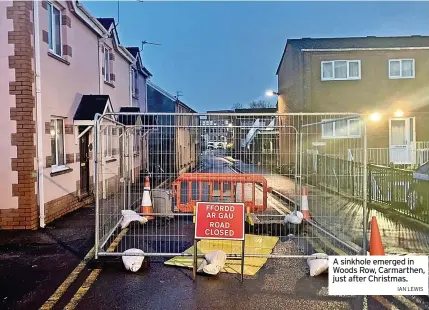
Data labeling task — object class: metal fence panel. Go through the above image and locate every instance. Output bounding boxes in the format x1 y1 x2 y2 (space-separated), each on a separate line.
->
93 112 429 260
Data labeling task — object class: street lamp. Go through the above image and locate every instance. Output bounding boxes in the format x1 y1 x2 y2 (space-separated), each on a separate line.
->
265 90 279 97
394 109 404 117
369 112 382 122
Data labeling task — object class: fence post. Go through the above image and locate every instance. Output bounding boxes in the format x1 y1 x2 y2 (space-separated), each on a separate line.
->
351 161 355 197
94 113 100 259
362 117 368 255
368 164 372 204
336 158 340 194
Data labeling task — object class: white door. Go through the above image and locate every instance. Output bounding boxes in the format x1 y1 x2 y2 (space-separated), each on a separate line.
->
389 118 415 164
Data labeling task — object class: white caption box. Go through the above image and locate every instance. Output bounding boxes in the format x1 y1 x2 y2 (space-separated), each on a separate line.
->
329 256 428 296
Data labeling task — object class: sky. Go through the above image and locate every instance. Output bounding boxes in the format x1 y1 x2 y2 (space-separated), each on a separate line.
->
83 1 429 112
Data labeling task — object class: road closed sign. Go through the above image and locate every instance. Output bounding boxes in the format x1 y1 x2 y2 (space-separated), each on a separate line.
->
195 202 245 240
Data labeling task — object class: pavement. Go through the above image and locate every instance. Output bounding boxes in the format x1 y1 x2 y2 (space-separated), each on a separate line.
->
0 206 94 310
229 158 429 255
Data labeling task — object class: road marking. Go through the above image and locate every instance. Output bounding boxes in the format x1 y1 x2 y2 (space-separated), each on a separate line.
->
63 228 129 310
372 296 400 309
393 296 422 310
39 248 95 310
311 229 347 256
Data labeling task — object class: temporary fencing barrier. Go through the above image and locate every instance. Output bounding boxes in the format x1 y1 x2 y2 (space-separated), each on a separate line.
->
92 111 429 262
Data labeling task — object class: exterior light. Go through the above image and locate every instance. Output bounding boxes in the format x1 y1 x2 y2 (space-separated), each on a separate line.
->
369 112 382 122
394 109 404 117
265 90 279 96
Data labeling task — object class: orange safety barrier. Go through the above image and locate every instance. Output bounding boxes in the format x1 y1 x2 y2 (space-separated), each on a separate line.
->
171 173 271 213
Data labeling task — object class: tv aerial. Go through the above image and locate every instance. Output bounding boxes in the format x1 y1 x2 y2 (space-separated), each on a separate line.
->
175 91 183 100
141 40 161 52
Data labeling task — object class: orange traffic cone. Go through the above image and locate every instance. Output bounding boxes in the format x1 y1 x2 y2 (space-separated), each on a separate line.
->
369 216 384 255
301 187 311 221
140 176 154 220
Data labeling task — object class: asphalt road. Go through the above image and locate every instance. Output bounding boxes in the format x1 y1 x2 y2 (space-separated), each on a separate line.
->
1 150 428 310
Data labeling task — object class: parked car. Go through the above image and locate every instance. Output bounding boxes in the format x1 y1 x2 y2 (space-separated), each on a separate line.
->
214 142 227 149
207 142 217 150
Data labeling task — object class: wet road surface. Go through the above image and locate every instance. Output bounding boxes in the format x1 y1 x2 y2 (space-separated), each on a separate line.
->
2 151 428 309
0 206 95 310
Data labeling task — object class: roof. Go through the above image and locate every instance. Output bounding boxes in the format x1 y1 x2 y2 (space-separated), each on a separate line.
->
177 100 197 114
276 35 429 74
118 107 140 125
126 47 140 58
74 95 113 121
96 18 115 32
234 108 277 113
126 46 153 77
118 107 157 126
147 81 197 113
206 109 234 113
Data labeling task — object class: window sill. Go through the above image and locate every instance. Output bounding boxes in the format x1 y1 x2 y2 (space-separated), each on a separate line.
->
104 81 115 88
389 76 415 80
321 77 361 81
105 157 117 163
322 136 361 139
48 51 70 66
51 166 73 177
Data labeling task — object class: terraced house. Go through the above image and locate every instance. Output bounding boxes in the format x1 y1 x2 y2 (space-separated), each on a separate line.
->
0 1 151 229
276 36 429 166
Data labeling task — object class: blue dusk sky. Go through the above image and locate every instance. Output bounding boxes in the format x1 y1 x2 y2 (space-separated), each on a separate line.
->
83 1 429 112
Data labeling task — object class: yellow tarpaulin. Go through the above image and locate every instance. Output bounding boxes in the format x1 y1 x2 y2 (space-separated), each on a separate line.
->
164 234 279 276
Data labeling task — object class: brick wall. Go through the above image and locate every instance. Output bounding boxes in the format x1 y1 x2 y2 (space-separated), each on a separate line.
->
0 1 38 230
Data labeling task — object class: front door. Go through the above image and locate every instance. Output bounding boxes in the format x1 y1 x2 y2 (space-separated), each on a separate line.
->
389 118 415 164
79 129 90 196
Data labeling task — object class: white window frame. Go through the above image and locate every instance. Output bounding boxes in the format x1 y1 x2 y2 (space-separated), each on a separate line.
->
321 118 361 139
104 126 113 158
104 45 111 83
321 60 361 81
50 117 67 172
47 2 63 57
388 59 415 79
131 68 138 97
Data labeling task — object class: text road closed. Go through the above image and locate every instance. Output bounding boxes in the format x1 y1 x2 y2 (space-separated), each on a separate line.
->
195 202 245 240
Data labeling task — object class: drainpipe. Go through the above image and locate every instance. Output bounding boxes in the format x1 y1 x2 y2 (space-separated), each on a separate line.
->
129 66 133 107
98 38 104 95
34 1 45 228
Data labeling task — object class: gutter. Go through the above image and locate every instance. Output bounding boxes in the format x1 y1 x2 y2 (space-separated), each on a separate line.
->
34 1 45 228
73 2 135 63
75 1 108 37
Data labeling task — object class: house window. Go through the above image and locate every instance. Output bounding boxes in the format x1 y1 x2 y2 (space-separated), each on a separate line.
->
321 60 361 81
389 59 415 79
104 126 113 158
322 118 361 139
131 68 138 97
47 2 62 56
104 46 111 82
50 118 66 171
